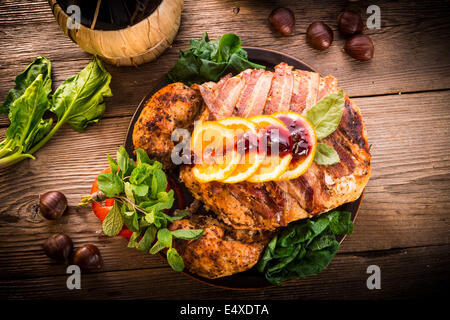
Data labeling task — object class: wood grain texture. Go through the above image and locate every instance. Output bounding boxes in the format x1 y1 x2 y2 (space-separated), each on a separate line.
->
0 0 449 299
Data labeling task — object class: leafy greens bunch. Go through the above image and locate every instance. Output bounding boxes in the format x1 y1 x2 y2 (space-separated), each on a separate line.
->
0 56 112 168
305 90 346 165
257 210 353 286
81 147 203 272
167 32 266 85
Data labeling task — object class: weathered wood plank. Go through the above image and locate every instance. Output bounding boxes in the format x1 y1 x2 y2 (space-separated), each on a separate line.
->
0 90 449 282
1 244 447 299
1 0 450 128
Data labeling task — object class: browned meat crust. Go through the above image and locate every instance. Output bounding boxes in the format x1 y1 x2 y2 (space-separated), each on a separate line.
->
169 215 271 279
132 82 203 168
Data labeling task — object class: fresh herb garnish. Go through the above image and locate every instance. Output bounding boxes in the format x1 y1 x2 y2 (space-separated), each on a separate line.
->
0 56 112 168
314 143 341 165
306 90 345 165
257 210 353 286
79 146 203 272
167 32 266 85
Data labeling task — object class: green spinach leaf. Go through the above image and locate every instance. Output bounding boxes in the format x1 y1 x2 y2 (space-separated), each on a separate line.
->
1 57 52 114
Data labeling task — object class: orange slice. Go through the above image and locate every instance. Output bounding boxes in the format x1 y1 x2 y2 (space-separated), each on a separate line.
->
247 115 292 183
218 117 264 183
273 111 317 180
191 121 240 183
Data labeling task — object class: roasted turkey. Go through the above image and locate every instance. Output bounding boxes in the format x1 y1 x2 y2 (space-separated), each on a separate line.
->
133 63 371 278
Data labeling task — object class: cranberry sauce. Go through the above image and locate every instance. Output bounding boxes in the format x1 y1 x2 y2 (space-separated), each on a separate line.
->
236 131 259 155
260 125 292 157
276 115 312 161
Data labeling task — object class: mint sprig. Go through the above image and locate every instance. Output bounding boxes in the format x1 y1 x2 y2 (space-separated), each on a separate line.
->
85 146 203 272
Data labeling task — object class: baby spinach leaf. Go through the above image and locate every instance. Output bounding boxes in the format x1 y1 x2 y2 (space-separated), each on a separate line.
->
0 56 112 168
305 90 345 140
314 143 340 165
258 210 353 286
97 172 124 197
167 32 265 85
171 229 204 240
102 201 124 236
1 57 52 114
167 248 184 272
51 57 112 133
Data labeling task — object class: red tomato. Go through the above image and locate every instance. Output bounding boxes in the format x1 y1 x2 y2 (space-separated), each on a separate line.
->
90 168 133 240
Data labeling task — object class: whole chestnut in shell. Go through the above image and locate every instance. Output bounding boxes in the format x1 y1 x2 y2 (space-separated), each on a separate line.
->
43 233 73 263
344 34 374 61
268 7 295 36
72 244 103 272
306 21 334 50
39 191 67 220
338 10 364 35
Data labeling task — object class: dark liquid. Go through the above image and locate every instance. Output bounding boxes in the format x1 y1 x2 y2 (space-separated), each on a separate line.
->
57 0 162 30
276 115 312 162
260 125 292 157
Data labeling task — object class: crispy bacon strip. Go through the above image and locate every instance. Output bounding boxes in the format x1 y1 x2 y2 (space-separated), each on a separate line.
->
263 63 294 115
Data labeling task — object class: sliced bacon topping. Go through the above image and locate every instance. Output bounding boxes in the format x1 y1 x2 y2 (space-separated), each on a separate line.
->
317 75 338 102
235 70 274 118
289 70 320 114
263 63 294 114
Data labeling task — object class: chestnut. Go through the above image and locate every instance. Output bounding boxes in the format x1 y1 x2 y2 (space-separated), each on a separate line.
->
344 35 374 61
338 10 364 35
72 244 103 272
268 7 295 36
39 191 67 220
43 233 73 263
306 22 333 50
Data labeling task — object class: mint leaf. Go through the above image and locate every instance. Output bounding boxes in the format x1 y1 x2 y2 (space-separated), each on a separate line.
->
131 184 149 197
124 182 135 203
117 146 131 178
150 228 172 254
130 163 154 185
171 229 204 240
135 148 152 165
152 169 168 197
107 154 118 174
123 210 139 233
305 90 345 140
167 248 184 272
314 143 340 165
102 201 123 236
137 225 157 252
97 172 124 197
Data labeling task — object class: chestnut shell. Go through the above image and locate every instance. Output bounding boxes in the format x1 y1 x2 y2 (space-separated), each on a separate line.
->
39 191 67 220
306 21 334 50
344 34 374 61
72 244 103 272
338 10 365 35
268 7 295 36
43 233 73 263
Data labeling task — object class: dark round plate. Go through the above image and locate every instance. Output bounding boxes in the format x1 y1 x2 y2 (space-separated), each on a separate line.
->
124 47 364 289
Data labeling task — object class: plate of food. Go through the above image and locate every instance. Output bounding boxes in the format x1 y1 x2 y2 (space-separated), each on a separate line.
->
85 33 371 289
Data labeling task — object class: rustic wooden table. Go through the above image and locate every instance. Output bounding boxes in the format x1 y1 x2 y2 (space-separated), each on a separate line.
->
0 0 449 300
